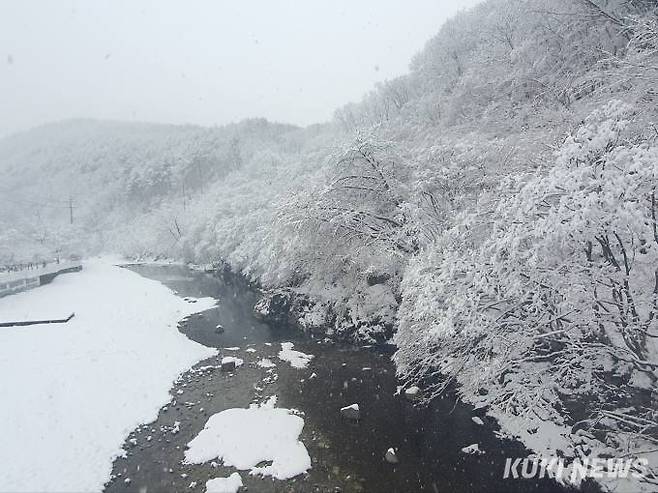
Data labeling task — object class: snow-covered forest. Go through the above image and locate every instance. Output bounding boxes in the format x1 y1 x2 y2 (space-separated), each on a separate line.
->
2 0 657 489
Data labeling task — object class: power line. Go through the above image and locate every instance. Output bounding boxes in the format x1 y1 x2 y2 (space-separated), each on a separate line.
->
0 198 70 209
0 194 77 225
0 195 74 209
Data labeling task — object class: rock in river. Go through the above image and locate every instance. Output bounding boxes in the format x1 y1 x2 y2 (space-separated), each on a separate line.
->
220 356 243 372
404 386 422 401
340 403 360 421
385 447 399 464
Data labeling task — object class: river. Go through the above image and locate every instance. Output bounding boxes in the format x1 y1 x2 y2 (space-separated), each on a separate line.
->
104 264 574 493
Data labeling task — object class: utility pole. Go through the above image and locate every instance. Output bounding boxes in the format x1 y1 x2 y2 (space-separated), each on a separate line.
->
68 196 74 225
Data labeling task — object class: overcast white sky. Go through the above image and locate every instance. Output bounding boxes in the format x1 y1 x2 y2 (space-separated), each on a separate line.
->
0 0 481 136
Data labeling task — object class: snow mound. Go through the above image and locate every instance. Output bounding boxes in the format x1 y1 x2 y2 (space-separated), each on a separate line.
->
277 342 314 369
205 472 243 493
184 398 311 480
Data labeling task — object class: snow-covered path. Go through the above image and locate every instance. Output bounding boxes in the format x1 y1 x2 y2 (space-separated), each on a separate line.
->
0 258 217 492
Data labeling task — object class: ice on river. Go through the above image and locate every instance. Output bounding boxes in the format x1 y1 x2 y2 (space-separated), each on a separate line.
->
0 257 217 492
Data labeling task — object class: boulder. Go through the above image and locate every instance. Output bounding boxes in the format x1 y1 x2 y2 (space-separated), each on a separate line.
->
220 356 243 372
404 386 422 401
385 448 399 464
461 443 484 455
254 289 327 336
366 270 391 286
254 289 295 325
340 403 360 420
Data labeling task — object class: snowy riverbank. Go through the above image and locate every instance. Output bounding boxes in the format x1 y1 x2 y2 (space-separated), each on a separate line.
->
0 258 217 492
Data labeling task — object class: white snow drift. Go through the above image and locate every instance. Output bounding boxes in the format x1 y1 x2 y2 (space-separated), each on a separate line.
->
0 258 217 492
184 397 311 480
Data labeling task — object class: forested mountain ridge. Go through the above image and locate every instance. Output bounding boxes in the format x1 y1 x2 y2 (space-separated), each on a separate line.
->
2 1 658 489
0 118 305 259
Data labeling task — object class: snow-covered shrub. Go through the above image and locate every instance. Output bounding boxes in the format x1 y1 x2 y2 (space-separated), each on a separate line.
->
395 100 658 473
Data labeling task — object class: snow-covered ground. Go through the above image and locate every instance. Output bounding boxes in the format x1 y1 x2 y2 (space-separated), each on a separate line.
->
0 258 217 492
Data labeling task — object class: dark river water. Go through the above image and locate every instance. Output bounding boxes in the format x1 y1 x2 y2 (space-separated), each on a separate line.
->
104 264 574 493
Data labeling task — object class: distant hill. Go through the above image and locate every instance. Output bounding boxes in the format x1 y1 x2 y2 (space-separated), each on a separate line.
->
0 118 304 261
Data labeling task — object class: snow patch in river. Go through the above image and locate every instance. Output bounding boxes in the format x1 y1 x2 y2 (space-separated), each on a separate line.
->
277 342 314 369
184 396 311 480
257 358 276 368
204 472 243 493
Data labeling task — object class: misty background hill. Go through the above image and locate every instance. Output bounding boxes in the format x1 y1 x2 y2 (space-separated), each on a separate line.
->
0 117 306 257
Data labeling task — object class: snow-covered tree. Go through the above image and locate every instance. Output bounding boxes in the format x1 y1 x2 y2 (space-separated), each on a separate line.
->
395 101 658 481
